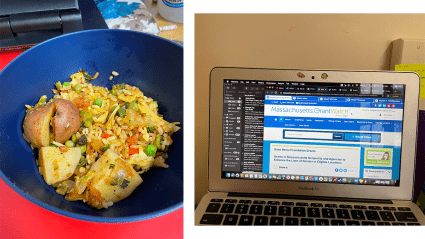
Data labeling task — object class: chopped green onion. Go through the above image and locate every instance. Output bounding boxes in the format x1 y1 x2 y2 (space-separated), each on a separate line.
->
109 105 118 113
79 69 92 81
101 144 110 152
55 81 61 90
147 126 154 133
122 89 132 95
156 134 162 148
145 145 157 156
110 86 118 95
65 140 74 147
63 82 71 87
35 95 47 107
50 144 58 147
83 72 92 81
117 107 126 118
94 99 102 107
109 163 115 169
79 156 86 166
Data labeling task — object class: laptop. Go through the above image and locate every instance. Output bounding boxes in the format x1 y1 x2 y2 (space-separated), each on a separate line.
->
195 67 425 226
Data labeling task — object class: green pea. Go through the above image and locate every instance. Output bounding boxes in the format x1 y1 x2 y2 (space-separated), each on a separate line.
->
145 145 157 156
78 144 87 154
65 140 74 147
117 107 126 118
128 102 139 111
84 112 92 122
79 109 86 117
94 99 102 107
63 82 71 87
84 121 92 128
71 134 77 143
74 84 82 93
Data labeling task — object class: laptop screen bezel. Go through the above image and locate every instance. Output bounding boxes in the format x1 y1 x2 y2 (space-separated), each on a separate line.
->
208 67 419 201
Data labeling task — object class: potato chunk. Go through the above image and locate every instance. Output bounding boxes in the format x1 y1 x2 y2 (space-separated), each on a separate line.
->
52 99 81 143
83 149 142 209
22 102 55 148
39 147 81 185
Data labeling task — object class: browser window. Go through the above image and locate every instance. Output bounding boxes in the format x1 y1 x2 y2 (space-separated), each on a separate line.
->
221 79 405 186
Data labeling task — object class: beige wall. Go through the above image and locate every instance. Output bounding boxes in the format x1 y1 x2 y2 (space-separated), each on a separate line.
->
194 14 425 205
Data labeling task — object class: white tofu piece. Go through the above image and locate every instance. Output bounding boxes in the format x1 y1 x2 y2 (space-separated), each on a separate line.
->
39 147 81 185
83 149 142 209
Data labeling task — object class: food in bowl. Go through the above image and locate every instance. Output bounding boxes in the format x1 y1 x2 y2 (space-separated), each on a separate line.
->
22 70 180 209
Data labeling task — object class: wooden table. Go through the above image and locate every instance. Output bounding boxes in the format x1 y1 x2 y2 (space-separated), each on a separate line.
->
150 2 183 43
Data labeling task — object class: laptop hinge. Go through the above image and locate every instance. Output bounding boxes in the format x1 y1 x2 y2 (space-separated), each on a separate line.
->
0 9 83 48
227 192 394 204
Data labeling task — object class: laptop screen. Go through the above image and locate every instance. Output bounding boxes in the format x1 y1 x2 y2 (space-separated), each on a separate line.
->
221 78 405 186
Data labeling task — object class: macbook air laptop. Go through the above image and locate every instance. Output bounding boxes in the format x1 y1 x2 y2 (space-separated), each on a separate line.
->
195 67 425 226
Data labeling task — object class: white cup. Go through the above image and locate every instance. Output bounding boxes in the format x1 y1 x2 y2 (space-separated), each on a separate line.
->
158 0 183 23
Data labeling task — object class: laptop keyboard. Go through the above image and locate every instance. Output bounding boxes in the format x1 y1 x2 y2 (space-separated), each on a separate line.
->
200 198 421 226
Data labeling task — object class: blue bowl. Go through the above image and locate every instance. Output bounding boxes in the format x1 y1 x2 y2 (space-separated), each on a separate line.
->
0 29 183 222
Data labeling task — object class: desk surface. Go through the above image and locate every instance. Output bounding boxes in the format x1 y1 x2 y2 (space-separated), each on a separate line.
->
151 2 184 42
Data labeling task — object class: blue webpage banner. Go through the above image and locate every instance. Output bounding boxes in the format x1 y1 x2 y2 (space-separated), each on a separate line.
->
264 116 403 132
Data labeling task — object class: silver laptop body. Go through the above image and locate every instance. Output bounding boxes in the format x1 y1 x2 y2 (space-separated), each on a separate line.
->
195 67 425 226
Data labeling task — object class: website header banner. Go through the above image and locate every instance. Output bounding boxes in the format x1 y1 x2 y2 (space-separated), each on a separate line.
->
264 105 403 121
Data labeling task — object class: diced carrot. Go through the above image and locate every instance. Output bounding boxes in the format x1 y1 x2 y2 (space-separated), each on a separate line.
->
101 132 112 138
73 96 91 108
129 147 139 155
126 135 138 145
